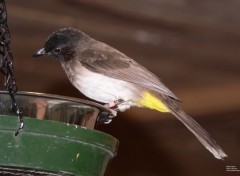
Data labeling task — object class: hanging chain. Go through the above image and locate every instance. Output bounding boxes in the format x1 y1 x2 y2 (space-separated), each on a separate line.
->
0 0 23 136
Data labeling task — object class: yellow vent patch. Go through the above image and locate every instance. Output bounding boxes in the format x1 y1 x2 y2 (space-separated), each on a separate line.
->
137 92 170 112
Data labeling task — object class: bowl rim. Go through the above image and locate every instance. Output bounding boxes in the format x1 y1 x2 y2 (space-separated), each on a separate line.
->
0 91 113 114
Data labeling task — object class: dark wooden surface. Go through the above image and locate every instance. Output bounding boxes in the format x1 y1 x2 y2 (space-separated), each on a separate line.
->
4 1 240 175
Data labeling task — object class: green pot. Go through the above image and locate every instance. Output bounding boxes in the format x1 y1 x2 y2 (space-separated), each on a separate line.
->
0 92 118 176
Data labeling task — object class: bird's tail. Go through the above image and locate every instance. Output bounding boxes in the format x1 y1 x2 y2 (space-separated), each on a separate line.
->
138 92 227 160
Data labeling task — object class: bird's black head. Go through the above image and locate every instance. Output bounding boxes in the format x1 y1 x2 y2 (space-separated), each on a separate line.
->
33 27 90 61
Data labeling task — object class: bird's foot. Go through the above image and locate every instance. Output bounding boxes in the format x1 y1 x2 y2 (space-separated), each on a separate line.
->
97 109 117 125
98 100 124 125
98 100 132 125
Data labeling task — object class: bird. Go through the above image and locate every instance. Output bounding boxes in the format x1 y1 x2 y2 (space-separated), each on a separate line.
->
33 27 227 160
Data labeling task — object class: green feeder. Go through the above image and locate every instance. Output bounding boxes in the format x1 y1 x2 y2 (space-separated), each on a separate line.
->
0 91 118 176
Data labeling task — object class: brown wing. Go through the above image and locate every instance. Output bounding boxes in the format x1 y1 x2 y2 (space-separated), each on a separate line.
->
79 47 180 101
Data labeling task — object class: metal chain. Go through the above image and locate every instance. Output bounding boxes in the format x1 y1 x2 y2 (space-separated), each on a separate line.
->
0 0 23 136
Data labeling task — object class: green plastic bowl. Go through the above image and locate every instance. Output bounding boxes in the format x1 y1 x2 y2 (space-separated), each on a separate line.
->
0 91 118 176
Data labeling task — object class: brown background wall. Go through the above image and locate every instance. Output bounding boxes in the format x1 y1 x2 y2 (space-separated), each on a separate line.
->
4 0 240 175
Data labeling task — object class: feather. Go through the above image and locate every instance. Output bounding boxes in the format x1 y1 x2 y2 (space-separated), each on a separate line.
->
160 95 227 160
79 44 180 101
136 91 170 112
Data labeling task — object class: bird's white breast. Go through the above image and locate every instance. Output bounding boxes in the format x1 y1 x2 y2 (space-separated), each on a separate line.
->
61 61 141 103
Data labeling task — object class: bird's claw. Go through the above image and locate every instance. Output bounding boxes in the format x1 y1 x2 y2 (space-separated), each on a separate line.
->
104 119 112 124
97 110 117 125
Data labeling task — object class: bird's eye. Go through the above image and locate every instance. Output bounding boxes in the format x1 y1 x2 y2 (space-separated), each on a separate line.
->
53 48 61 54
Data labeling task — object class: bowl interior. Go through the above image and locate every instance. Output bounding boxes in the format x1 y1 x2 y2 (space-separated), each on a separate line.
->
0 91 110 129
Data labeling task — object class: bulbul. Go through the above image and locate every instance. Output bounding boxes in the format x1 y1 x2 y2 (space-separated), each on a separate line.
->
33 27 227 160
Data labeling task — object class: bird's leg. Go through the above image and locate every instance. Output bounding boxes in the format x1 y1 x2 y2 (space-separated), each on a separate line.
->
105 99 124 109
105 99 132 112
108 101 117 108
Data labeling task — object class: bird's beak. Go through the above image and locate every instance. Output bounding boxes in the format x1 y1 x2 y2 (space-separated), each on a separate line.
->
32 48 47 57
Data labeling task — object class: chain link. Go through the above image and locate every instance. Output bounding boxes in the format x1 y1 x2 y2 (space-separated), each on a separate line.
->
0 0 23 136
